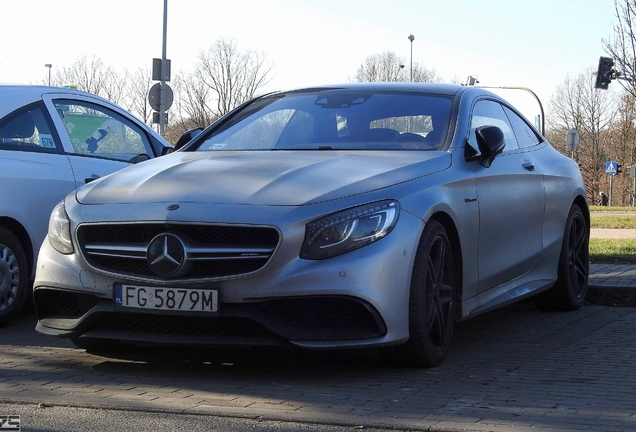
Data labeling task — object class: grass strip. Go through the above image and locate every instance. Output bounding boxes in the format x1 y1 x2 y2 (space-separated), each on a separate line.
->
590 238 636 264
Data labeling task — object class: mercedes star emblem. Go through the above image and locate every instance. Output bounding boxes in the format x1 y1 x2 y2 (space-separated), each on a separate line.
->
147 233 188 278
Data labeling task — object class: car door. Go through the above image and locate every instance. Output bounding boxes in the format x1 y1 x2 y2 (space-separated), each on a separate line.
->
468 99 546 293
0 103 76 262
43 96 160 188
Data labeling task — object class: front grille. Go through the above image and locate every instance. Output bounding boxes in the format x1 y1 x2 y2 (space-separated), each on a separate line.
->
77 223 280 281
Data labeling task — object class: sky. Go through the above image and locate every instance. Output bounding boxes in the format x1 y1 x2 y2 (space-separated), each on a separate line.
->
0 0 620 124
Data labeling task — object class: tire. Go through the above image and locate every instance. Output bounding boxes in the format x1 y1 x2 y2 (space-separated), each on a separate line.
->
383 220 458 367
534 204 589 311
0 227 28 327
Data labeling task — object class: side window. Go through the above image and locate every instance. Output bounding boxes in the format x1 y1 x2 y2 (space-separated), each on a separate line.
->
503 106 541 148
470 100 518 151
53 100 153 162
0 104 61 152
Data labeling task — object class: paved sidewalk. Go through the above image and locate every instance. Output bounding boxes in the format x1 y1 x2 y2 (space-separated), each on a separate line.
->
589 263 636 290
0 263 634 432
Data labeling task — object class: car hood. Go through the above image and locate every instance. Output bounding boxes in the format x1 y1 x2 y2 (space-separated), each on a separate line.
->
76 150 451 206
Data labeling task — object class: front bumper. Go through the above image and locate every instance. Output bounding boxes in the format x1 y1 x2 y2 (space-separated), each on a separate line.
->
34 209 424 349
35 290 387 348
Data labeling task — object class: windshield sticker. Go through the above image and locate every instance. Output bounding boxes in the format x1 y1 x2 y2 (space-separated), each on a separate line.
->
209 143 227 150
39 134 56 148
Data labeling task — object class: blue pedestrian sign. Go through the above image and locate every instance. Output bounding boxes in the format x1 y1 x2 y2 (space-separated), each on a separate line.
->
606 161 618 175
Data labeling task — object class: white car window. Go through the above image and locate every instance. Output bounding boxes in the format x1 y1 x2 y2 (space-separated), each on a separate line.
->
0 104 61 152
53 100 154 162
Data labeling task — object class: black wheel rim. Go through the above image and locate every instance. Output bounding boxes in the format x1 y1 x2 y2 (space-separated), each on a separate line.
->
567 211 589 300
424 234 455 352
0 243 20 312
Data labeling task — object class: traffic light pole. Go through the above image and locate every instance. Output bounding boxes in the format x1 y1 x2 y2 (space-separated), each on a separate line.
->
159 0 168 136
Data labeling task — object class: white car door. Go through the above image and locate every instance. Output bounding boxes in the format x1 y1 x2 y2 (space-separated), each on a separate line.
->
0 103 76 264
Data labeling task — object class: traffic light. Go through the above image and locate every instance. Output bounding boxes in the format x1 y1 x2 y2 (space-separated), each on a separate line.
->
595 57 615 89
617 163 623 174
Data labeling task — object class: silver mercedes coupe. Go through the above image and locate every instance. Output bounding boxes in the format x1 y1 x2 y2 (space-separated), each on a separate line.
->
33 83 589 367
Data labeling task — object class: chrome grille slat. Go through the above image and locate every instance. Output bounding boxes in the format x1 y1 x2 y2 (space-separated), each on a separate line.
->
85 243 147 259
78 223 280 282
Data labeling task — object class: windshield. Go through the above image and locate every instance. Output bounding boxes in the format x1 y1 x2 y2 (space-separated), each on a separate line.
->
195 90 453 151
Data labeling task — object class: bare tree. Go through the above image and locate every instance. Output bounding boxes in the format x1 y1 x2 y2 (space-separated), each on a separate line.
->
602 0 636 95
49 55 127 104
354 51 406 82
547 66 617 199
195 38 272 118
126 67 155 125
169 70 217 135
605 92 636 205
353 51 442 83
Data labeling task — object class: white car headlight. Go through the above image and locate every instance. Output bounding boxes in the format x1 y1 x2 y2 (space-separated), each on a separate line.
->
300 200 399 260
48 201 74 254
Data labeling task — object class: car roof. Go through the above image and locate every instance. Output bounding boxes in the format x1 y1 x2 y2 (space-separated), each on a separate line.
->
0 84 112 108
269 82 495 99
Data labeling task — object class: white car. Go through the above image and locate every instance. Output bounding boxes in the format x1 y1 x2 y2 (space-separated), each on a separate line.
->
0 85 172 325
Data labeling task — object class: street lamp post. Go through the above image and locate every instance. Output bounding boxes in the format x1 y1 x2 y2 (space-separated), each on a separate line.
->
407 34 414 81
44 64 52 86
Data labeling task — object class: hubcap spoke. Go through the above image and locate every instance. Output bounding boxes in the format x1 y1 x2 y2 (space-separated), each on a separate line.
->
0 244 20 309
567 214 588 298
425 236 453 349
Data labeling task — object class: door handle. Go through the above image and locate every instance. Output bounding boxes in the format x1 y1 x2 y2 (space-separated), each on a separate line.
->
521 159 535 171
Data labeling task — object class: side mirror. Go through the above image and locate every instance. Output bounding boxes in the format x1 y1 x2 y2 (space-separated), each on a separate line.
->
174 127 203 150
475 126 505 168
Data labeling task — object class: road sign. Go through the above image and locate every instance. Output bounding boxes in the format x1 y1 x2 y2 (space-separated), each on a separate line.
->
606 161 618 175
566 129 580 151
148 83 173 111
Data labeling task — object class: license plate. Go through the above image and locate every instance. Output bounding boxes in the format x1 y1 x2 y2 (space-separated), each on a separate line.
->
114 284 218 314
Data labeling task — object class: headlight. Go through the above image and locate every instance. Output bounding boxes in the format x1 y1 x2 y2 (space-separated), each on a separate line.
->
300 200 399 260
48 201 74 254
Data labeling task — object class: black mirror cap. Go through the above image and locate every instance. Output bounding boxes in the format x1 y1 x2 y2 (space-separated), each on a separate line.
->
174 127 204 150
475 126 505 168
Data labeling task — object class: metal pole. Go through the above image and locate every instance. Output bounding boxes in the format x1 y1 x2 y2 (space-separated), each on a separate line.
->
408 34 414 82
159 0 168 136
45 64 52 86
